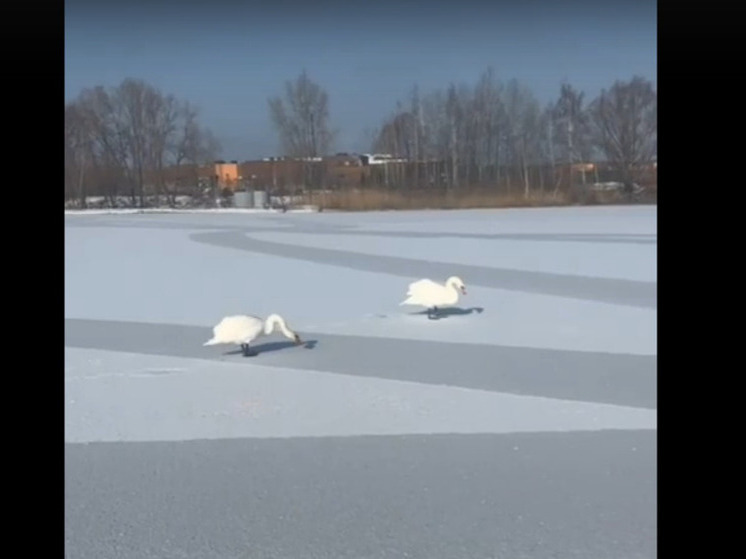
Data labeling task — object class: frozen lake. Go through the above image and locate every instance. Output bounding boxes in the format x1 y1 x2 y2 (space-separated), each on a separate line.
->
65 205 657 558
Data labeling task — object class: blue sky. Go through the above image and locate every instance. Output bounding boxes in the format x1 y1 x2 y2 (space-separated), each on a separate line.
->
65 0 656 160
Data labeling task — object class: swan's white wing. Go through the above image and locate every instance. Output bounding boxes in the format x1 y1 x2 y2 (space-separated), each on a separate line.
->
217 315 262 328
406 278 440 295
401 278 449 306
207 315 264 344
233 315 264 340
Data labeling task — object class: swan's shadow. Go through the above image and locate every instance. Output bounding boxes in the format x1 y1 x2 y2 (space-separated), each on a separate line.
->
223 339 318 356
409 306 485 319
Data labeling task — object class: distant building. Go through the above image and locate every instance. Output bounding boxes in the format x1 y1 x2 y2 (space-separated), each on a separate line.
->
359 153 408 165
213 160 239 189
234 154 367 190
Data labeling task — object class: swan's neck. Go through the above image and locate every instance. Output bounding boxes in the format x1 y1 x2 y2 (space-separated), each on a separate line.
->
264 314 292 337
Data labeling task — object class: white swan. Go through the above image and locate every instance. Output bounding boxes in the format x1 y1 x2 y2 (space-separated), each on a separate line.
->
400 276 467 319
203 313 303 357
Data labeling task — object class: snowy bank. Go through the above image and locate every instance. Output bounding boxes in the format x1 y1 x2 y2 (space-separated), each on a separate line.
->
64 206 319 216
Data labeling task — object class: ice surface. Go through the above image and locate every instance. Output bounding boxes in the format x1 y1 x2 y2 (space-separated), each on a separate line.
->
65 206 657 444
65 348 656 443
65 227 655 354
245 230 656 281
281 205 657 235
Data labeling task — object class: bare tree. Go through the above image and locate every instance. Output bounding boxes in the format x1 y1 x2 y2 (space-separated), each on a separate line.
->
65 102 92 207
410 85 424 186
370 84 429 189
520 100 544 198
477 69 508 187
268 70 335 189
467 68 501 185
168 102 221 203
115 78 178 207
589 76 657 199
552 83 593 166
173 103 220 165
501 79 543 196
74 85 130 205
66 78 221 208
373 106 414 158
445 84 462 188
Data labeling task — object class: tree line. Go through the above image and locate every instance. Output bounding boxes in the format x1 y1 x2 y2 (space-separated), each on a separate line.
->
65 70 656 207
65 78 220 208
270 68 656 199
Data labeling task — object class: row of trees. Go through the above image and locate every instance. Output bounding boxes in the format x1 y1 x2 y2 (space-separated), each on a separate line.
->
65 79 220 207
268 69 657 198
65 70 656 206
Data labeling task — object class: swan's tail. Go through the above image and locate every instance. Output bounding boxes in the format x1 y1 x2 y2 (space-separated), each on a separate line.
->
203 337 219 346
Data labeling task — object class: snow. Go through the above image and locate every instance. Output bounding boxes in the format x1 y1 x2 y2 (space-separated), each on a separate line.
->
65 347 656 443
286 205 657 235
245 231 656 282
64 225 655 354
63 207 318 216
65 206 657 444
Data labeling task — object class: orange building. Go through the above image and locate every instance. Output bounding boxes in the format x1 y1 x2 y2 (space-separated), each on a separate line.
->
213 161 239 189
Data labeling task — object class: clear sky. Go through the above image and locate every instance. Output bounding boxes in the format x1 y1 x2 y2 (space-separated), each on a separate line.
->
65 0 656 161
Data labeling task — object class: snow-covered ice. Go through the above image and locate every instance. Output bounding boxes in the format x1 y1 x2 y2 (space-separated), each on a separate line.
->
65 205 657 444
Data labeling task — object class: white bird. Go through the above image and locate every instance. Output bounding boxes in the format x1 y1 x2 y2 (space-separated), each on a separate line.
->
204 313 303 357
400 276 467 319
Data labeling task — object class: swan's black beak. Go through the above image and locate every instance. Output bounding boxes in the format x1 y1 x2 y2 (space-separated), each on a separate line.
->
294 334 303 345
461 286 467 295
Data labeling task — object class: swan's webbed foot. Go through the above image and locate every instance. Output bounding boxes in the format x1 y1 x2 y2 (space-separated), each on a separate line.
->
427 307 440 320
241 343 258 357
